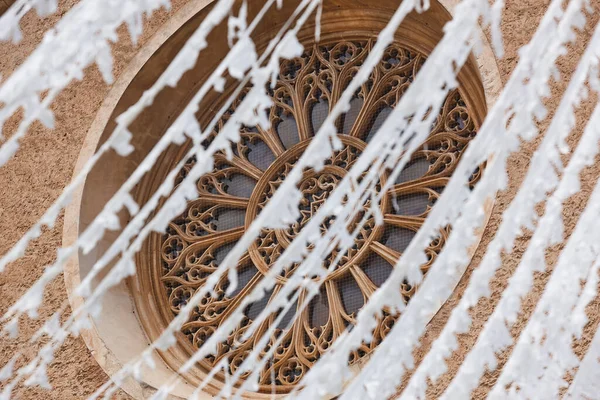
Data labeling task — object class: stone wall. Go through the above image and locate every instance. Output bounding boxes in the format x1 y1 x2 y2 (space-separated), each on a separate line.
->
0 0 599 399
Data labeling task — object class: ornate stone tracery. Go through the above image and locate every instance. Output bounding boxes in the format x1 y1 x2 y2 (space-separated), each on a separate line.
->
156 38 479 392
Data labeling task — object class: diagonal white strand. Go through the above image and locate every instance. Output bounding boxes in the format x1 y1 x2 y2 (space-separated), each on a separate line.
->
0 0 275 326
0 0 60 43
566 307 600 399
69 0 445 394
0 0 173 167
300 0 592 397
397 3 598 397
0 0 307 391
570 254 600 341
0 0 238 276
485 79 600 397
1 2 318 397
443 61 600 400
3 0 600 399
525 256 600 398
442 97 600 399
486 166 600 399
72 0 428 395
172 0 507 395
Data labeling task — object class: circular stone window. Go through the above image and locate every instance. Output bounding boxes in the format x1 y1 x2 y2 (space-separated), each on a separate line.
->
64 1 499 399
137 38 483 395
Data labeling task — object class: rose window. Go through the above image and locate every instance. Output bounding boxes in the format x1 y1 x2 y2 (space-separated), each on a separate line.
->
157 39 479 392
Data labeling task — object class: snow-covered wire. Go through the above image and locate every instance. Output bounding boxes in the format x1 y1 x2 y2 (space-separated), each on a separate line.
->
0 0 281 328
486 167 600 399
393 2 598 398
3 0 600 398
0 0 240 276
0 0 174 167
485 97 600 400
0 1 318 397
0 0 60 43
495 253 600 399
296 0 594 398
566 310 600 399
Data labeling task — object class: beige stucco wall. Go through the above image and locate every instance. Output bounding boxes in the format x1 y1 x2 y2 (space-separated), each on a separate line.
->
0 0 599 399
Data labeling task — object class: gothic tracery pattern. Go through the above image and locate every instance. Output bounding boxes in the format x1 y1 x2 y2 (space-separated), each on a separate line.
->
158 39 478 391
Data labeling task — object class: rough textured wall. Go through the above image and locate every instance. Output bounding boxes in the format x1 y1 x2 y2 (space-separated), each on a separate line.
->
404 2 600 398
0 1 190 398
0 0 599 399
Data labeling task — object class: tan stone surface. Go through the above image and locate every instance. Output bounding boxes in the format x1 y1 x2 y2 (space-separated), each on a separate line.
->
0 0 599 399
401 1 600 398
0 1 189 398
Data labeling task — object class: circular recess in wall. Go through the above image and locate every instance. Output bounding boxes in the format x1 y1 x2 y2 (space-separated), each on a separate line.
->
63 1 501 399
